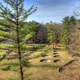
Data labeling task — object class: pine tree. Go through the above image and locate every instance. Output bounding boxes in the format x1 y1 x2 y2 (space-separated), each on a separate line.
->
61 25 70 49
68 16 77 56
47 22 58 50
61 16 76 51
0 0 37 80
61 16 70 50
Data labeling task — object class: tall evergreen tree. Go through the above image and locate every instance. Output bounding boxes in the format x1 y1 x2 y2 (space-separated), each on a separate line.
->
46 22 58 50
61 16 70 50
68 16 77 55
0 0 37 80
61 16 76 50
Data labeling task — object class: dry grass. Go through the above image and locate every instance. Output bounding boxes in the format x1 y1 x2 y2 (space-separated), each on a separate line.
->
0 61 80 80
24 65 80 80
0 71 18 80
0 44 79 80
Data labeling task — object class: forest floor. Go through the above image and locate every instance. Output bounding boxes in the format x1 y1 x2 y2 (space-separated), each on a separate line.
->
0 44 80 80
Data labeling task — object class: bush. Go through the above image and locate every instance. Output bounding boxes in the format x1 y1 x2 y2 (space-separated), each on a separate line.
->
22 59 30 67
40 53 47 57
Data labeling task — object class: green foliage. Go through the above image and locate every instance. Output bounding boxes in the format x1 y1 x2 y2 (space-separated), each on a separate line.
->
48 31 56 43
0 0 37 80
22 59 30 67
0 0 37 46
0 50 6 56
0 30 9 37
61 17 70 49
20 44 44 51
47 22 57 44
0 44 13 48
63 16 70 26
40 53 47 57
32 44 45 50
61 16 76 50
61 26 70 49
19 21 40 43
70 16 76 25
24 32 35 41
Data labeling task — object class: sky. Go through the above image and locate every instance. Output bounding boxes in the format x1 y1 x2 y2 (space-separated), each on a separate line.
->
0 0 80 23
25 0 80 23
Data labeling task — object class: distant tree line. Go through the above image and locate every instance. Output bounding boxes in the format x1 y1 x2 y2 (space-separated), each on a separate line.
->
0 8 80 58
0 16 79 47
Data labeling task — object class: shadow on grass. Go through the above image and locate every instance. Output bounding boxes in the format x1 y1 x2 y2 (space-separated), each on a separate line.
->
29 63 59 69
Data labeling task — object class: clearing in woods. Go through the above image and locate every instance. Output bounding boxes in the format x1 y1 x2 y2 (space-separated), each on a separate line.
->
0 44 78 80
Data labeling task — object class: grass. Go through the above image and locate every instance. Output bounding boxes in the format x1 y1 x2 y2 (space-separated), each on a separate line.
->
0 66 80 80
0 43 77 80
0 44 13 49
0 50 6 56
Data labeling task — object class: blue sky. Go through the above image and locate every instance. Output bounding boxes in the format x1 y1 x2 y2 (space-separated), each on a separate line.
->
0 0 80 23
25 0 80 23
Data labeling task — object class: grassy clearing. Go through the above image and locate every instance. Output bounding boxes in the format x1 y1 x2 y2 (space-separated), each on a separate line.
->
0 50 6 56
0 66 80 80
0 44 75 80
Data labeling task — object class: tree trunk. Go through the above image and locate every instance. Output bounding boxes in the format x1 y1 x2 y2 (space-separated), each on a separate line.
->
16 0 24 80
